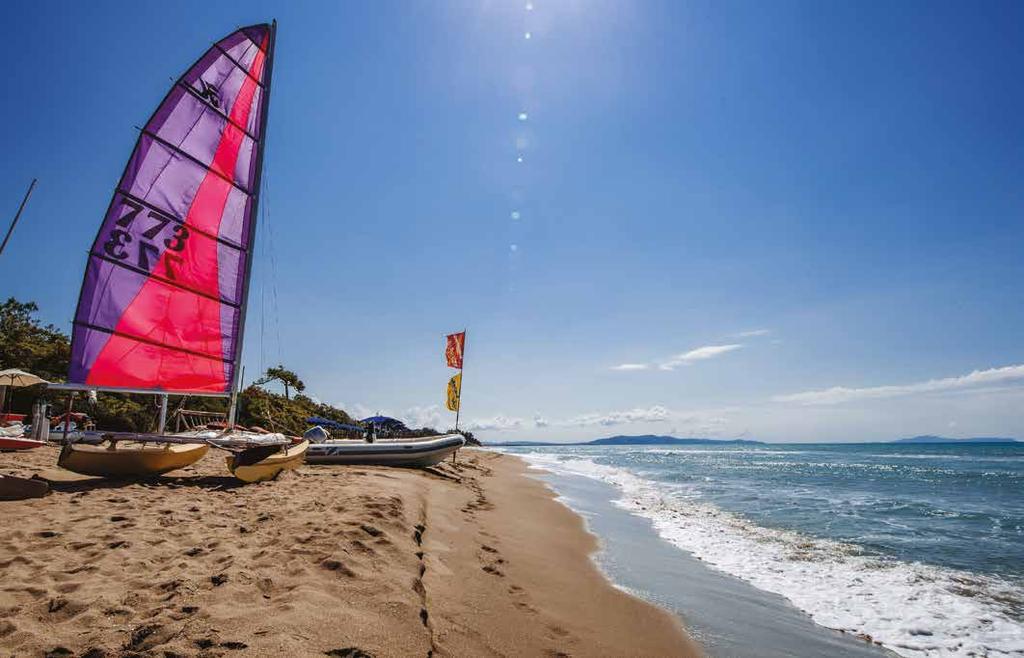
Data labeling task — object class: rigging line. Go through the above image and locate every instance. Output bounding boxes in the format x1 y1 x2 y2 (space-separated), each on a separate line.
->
259 206 267 376
263 165 283 365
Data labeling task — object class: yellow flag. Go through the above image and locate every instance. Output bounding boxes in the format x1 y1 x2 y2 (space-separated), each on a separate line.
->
446 373 462 411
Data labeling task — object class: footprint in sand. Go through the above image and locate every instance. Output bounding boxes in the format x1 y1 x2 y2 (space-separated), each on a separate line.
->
123 622 166 651
325 648 375 658
257 577 274 598
320 559 356 577
359 524 383 537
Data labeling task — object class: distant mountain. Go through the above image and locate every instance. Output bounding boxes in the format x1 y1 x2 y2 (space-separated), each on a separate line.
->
587 435 763 446
488 441 562 447
488 434 763 447
892 435 1020 444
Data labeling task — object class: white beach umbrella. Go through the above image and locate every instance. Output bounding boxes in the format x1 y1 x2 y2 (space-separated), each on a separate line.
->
0 369 49 387
0 369 49 416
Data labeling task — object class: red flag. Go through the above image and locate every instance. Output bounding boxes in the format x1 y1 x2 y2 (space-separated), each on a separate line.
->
445 331 465 369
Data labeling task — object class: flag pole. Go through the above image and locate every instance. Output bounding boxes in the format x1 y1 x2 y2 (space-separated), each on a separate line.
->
455 328 466 432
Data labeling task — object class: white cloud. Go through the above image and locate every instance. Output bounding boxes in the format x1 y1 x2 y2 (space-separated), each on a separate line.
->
564 405 671 427
533 413 549 428
464 415 525 432
340 403 449 430
659 344 743 370
337 402 375 421
735 328 771 338
774 364 1024 405
400 404 447 430
610 363 649 371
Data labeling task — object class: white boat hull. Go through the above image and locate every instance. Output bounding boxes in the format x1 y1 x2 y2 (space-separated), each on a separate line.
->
305 434 465 468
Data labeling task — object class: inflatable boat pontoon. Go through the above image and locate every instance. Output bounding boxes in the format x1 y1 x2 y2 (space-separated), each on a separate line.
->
305 433 465 468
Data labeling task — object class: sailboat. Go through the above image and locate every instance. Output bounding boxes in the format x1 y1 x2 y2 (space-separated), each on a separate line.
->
49 21 307 482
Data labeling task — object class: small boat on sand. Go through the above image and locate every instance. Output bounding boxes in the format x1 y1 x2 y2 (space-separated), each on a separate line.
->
58 436 210 477
224 438 309 483
0 424 45 451
185 429 309 482
305 433 465 468
0 436 46 451
0 474 48 501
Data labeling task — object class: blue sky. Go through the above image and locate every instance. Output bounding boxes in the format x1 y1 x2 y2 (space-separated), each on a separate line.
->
1 1 1022 442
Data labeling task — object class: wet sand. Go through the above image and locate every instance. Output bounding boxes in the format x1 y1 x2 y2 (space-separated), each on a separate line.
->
0 447 697 657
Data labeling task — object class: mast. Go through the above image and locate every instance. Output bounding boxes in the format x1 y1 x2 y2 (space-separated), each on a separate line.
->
0 179 37 258
228 19 276 427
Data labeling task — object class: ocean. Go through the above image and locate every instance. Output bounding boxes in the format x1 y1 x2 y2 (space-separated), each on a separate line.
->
499 442 1024 657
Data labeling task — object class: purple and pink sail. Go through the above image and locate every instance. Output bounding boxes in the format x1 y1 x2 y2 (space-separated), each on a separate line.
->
68 23 274 395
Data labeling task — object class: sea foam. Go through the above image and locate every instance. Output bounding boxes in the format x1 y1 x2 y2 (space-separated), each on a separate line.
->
521 452 1024 657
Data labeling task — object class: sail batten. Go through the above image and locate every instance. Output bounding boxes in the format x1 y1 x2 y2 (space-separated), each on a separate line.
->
86 252 243 308
113 189 245 250
68 23 274 395
139 129 255 196
73 322 236 364
174 81 261 142
212 44 266 88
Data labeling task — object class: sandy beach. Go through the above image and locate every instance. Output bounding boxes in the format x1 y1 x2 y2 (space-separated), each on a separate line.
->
0 447 697 657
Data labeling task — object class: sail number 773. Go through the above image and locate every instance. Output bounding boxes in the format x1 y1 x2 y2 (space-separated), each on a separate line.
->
101 198 190 280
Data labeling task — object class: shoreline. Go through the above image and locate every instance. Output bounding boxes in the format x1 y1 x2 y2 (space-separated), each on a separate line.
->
0 446 697 656
520 459 897 657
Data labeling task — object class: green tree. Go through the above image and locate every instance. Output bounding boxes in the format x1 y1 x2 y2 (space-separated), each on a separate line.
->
0 297 70 380
254 365 305 400
0 298 70 414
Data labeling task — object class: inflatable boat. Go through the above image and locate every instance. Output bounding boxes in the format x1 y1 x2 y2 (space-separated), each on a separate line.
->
305 433 465 468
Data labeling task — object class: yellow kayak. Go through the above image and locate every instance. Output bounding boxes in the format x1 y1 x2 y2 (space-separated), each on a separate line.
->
58 440 209 478
226 439 308 483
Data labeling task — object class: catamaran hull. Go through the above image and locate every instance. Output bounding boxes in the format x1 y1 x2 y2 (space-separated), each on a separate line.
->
226 440 309 483
58 441 209 477
305 435 465 468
